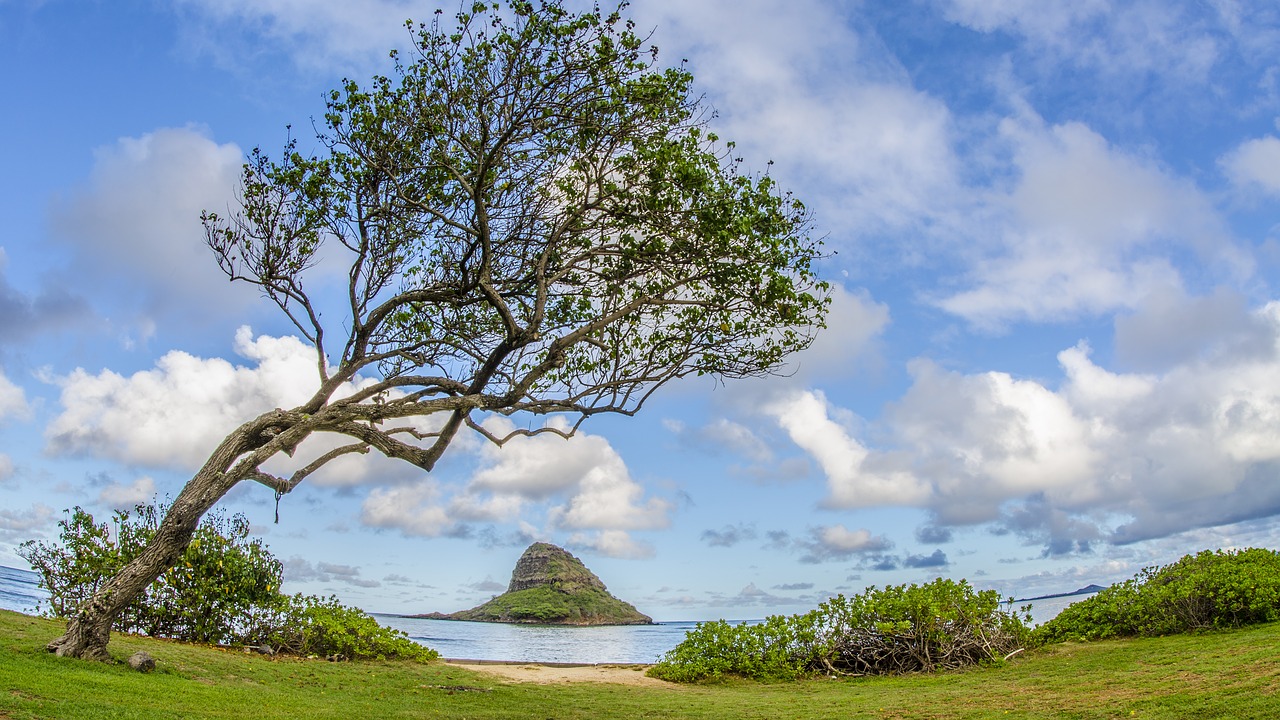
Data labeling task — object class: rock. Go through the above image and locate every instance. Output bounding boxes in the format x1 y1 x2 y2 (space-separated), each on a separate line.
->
127 651 155 673
440 543 653 626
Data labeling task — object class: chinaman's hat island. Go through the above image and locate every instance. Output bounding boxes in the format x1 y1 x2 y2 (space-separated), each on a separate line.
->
411 543 653 626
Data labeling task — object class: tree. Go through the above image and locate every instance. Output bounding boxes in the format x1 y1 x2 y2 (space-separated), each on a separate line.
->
47 0 829 660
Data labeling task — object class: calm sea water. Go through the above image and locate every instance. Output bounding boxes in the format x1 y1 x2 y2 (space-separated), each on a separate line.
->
0 565 46 615
374 614 704 664
0 565 1091 664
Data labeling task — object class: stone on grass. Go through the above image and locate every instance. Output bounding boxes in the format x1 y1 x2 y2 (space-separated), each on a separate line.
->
128 651 155 673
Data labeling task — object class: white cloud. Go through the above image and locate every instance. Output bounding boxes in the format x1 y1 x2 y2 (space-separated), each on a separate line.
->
0 247 91 345
764 389 931 508
943 0 1221 83
283 556 381 587
0 369 30 421
469 418 609 499
788 285 891 384
812 524 890 556
1 369 32 481
46 327 330 469
0 504 55 542
171 0 421 74
667 417 773 464
356 417 671 543
772 300 1280 552
360 483 457 538
550 467 673 532
472 418 673 532
567 530 655 560
1113 287 1273 371
938 115 1238 329
633 0 963 240
1221 135 1280 197
50 127 255 333
96 476 157 509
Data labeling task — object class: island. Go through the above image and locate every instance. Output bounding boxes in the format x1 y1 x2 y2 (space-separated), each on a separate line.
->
415 542 653 626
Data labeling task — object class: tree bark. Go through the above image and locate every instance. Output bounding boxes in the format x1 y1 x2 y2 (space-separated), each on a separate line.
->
46 425 254 660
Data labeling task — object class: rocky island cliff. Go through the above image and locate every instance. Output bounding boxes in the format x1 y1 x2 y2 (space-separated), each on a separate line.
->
421 543 653 626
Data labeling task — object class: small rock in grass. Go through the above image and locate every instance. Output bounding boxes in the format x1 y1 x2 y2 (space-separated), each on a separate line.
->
128 651 155 673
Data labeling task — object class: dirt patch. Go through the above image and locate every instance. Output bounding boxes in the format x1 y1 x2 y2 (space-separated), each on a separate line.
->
445 661 673 687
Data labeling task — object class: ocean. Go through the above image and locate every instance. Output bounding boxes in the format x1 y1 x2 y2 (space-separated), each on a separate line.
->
0 565 46 615
0 565 1092 664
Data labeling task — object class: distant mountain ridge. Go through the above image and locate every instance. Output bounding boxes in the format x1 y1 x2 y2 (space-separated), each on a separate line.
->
1014 584 1106 603
416 543 653 626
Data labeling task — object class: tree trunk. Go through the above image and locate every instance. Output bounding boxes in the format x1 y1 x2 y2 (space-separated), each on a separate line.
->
46 424 257 660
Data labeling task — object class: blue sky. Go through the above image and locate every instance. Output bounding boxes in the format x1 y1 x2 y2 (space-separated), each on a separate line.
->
3 0 1280 621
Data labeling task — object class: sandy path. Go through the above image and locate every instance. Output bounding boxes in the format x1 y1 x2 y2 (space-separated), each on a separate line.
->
445 660 673 687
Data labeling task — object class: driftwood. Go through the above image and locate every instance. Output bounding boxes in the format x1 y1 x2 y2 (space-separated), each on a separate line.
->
804 620 1025 677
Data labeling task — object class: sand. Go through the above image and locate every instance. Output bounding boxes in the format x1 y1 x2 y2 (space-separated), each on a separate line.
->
444 660 673 687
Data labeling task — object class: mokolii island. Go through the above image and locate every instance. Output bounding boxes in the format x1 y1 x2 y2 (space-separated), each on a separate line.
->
410 542 654 626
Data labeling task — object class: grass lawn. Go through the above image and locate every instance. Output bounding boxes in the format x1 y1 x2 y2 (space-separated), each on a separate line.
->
2 610 1277 719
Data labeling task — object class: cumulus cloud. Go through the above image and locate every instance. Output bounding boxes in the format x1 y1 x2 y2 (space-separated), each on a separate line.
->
470 417 674 533
0 248 91 346
96 476 157 509
770 284 891 387
1221 135 1280 197
567 530 655 560
938 115 1237 329
764 389 931 508
0 369 31 484
632 0 963 240
771 300 1280 553
1113 287 1272 371
284 556 381 588
943 0 1222 83
701 523 758 548
46 327 326 469
902 549 949 569
0 504 55 542
668 418 773 464
49 127 256 336
360 483 461 538
774 582 814 591
0 369 30 421
171 0 421 74
796 524 893 564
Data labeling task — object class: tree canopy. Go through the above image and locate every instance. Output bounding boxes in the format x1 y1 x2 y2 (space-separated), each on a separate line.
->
48 0 828 660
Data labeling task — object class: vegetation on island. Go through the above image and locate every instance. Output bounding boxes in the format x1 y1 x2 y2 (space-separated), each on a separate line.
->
444 543 652 625
451 586 650 625
19 503 435 662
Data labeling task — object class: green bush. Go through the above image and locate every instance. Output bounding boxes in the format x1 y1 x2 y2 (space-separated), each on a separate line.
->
19 503 436 662
19 504 280 645
650 578 1031 683
1034 548 1280 644
241 594 438 662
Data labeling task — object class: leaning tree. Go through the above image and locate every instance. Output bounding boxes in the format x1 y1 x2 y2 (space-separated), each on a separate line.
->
48 0 829 659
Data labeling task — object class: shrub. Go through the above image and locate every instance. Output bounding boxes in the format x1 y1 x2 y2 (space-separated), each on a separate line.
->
19 503 436 662
1034 548 1280 644
20 504 280 645
241 594 438 662
650 578 1031 683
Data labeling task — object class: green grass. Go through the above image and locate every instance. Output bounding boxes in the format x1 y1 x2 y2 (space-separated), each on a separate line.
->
2 610 1277 719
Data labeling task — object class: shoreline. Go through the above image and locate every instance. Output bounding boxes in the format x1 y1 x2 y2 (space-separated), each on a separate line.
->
444 659 670 687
